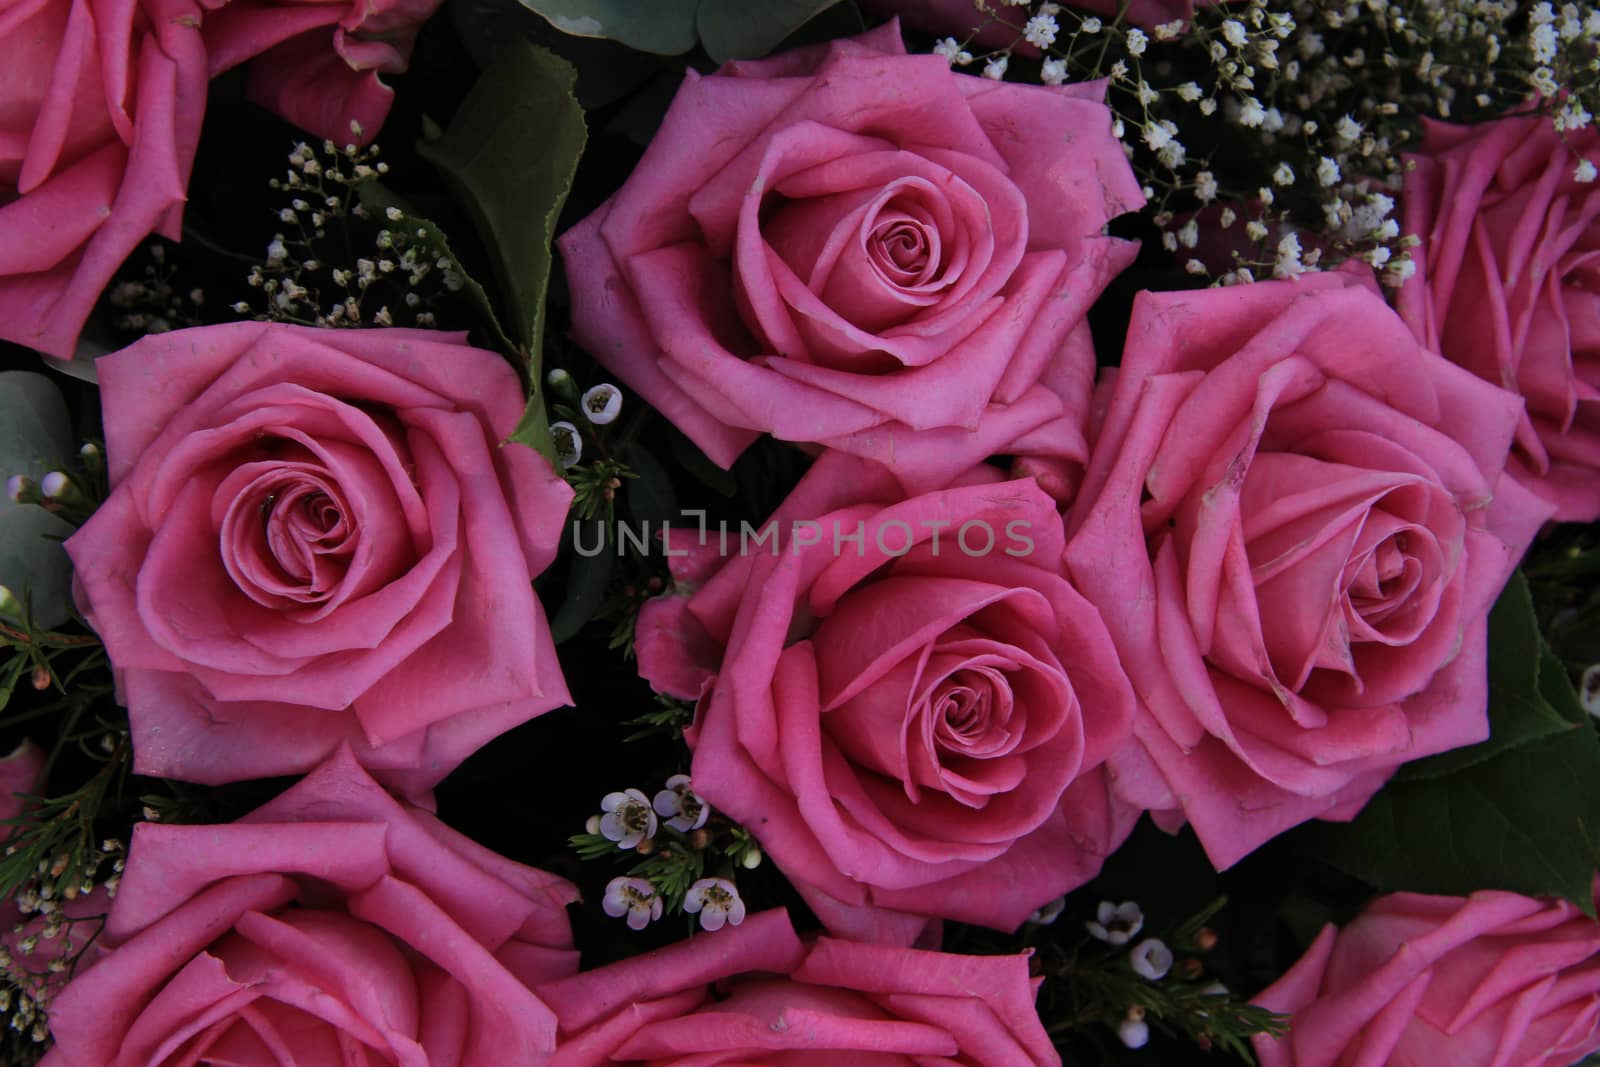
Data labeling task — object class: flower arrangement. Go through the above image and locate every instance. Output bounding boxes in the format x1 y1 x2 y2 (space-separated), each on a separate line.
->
0 1 1598 1064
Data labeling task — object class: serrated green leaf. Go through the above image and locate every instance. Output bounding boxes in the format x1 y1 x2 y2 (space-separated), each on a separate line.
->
696 0 844 62
515 0 699 54
418 40 587 463
1397 572 1576 781
354 182 516 355
0 372 76 629
1311 726 1600 914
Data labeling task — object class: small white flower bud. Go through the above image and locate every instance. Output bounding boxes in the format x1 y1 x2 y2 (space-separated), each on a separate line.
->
1118 1018 1150 1049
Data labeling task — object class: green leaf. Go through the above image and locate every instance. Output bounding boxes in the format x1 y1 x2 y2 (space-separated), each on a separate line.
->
0 372 76 629
696 0 844 61
1310 725 1600 914
354 182 516 355
550 521 614 643
623 444 678 527
515 0 699 54
518 0 844 61
418 40 587 463
1397 572 1576 781
668 427 737 496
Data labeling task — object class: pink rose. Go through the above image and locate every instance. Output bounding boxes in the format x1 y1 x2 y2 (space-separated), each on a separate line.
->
1253 888 1600 1067
202 0 441 144
0 0 206 357
636 451 1137 943
65 323 572 794
558 23 1141 493
538 907 1060 1065
1063 270 1552 869
1398 115 1600 521
40 748 580 1067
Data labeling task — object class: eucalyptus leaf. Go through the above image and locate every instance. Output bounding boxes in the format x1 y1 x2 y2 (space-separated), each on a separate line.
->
513 0 698 55
0 372 76 629
418 40 587 463
518 0 845 61
696 0 844 61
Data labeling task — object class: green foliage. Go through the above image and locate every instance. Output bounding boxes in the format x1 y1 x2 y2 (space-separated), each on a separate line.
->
516 0 844 62
354 182 516 353
1397 573 1579 780
1035 895 1286 1065
623 694 695 742
1311 572 1600 913
0 373 76 630
418 40 587 463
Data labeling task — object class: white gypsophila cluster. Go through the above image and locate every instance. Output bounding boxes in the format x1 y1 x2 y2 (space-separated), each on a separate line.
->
107 244 204 337
924 0 1594 287
239 135 461 331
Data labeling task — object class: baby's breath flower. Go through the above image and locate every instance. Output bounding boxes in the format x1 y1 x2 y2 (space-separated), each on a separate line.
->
1040 58 1068 85
1316 156 1342 186
1176 81 1203 102
1577 159 1598 183
1237 96 1266 127
1126 28 1148 56
1080 16 1101 33
1273 232 1306 278
982 54 1009 80
1273 162 1296 185
1222 19 1248 47
1023 13 1058 49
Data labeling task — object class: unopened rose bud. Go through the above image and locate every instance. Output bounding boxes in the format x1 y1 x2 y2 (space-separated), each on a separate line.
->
1195 927 1219 951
